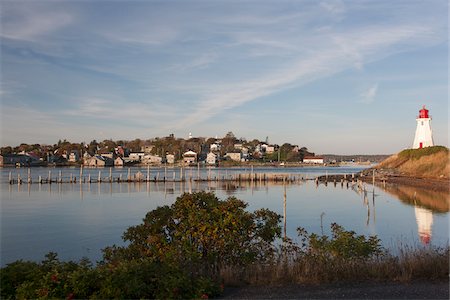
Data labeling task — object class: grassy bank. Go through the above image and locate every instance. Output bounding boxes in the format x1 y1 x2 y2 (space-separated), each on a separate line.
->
222 245 449 286
375 146 449 179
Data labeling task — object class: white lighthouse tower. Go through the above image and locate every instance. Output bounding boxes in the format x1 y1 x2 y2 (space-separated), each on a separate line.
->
412 105 434 149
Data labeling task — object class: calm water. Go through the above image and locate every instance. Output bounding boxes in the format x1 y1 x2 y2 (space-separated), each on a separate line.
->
1 166 448 266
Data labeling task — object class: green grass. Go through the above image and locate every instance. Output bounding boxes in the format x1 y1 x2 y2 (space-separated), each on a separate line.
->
398 146 448 160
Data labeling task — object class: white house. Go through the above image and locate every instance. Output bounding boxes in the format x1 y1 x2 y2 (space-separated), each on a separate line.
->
261 144 275 154
166 154 175 164
183 150 197 165
114 157 124 167
210 143 220 152
143 154 163 165
129 152 145 162
226 152 241 162
68 151 79 162
206 152 217 165
303 156 324 164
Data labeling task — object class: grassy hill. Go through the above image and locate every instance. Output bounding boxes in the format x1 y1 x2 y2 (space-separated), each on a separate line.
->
374 146 449 179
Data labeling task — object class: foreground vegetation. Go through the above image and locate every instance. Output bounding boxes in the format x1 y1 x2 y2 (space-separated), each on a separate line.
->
1 192 448 299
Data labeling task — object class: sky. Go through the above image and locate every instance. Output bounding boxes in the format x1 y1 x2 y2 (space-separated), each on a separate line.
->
0 0 448 154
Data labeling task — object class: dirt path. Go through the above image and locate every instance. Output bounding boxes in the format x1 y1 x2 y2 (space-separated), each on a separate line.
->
220 281 449 299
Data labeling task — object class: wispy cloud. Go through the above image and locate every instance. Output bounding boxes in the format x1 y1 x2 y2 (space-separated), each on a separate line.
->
174 24 442 129
1 3 74 41
360 84 379 104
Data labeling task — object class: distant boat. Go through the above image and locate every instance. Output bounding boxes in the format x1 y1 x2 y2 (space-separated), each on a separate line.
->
279 162 285 167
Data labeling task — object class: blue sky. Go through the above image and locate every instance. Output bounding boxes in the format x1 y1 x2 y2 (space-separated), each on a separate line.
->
0 0 448 154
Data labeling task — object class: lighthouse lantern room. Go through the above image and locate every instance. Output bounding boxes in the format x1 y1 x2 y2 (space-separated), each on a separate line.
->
412 105 434 149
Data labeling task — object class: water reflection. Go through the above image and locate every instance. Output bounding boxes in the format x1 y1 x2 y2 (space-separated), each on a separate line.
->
415 207 433 245
381 184 449 245
382 184 449 213
2 174 449 265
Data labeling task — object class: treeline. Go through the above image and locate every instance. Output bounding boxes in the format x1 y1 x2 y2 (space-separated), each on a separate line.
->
1 131 314 162
1 192 448 299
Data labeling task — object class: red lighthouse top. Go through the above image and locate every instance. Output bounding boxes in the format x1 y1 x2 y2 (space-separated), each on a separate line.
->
418 105 429 118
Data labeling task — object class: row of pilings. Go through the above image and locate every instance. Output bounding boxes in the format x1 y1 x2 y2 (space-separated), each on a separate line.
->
8 168 308 185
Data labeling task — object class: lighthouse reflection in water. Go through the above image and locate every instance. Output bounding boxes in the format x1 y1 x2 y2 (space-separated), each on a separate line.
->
415 207 433 245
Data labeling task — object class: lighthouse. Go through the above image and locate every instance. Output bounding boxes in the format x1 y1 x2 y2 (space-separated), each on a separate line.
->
412 105 434 149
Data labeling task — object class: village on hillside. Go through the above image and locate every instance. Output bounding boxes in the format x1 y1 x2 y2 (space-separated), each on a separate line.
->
0 132 383 167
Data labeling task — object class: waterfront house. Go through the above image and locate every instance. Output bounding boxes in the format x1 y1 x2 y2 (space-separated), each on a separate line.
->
303 156 324 164
114 157 124 167
226 152 242 162
206 152 217 165
100 152 114 159
0 154 31 167
166 154 175 164
84 155 114 167
143 154 163 165
68 151 79 162
129 152 145 162
183 150 197 165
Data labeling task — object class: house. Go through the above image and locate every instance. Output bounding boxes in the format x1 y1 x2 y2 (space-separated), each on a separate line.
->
166 154 175 164
0 154 32 167
303 156 324 164
261 144 275 154
143 154 163 165
129 152 145 162
183 150 197 165
68 151 79 162
210 143 220 152
234 143 243 150
114 157 124 167
206 152 217 165
100 152 114 159
84 155 114 167
226 152 241 162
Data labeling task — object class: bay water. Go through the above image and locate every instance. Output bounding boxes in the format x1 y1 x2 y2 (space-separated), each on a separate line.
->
1 166 448 266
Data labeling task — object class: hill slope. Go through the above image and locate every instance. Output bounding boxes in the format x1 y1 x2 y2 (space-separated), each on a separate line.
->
374 146 449 179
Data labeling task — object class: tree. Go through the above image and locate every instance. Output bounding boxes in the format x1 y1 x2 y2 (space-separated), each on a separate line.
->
104 192 281 279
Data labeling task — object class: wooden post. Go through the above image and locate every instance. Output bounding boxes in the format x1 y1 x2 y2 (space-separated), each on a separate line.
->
70 173 73 183
27 168 31 184
48 170 51 184
147 165 150 181
98 170 101 182
283 177 287 239
39 175 42 184
197 163 200 180
88 173 91 183
18 173 22 185
9 171 12 184
59 170 62 183
127 168 131 181
372 169 375 186
80 167 83 184
109 167 112 183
